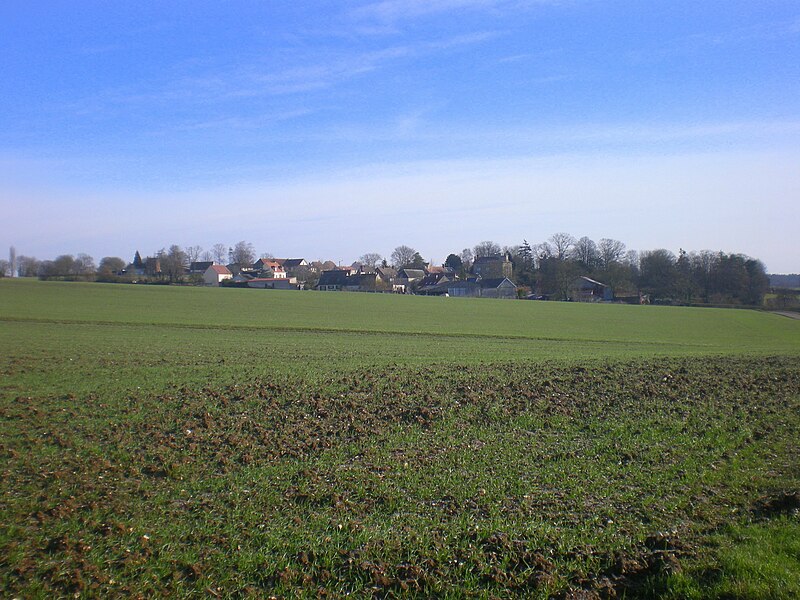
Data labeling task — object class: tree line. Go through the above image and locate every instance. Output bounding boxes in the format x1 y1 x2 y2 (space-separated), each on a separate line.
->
2 234 773 306
451 234 769 306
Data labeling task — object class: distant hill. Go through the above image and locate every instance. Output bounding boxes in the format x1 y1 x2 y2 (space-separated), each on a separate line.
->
769 274 800 288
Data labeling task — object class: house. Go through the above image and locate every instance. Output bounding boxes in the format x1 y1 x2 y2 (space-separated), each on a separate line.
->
316 270 380 292
342 272 379 292
316 269 352 291
276 258 309 272
441 281 482 297
375 267 405 292
394 268 426 292
421 277 517 299
472 253 513 279
189 261 213 274
204 264 232 286
416 272 456 295
572 276 613 302
478 278 518 299
252 258 287 278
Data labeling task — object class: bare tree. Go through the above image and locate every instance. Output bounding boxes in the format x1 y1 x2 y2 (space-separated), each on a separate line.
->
75 253 96 275
459 248 474 268
473 240 502 258
549 233 576 261
158 245 188 282
230 241 256 266
0 259 10 277
211 243 228 265
571 236 598 269
532 242 552 269
16 255 39 277
185 245 203 264
597 238 626 270
200 250 213 262
260 252 275 259
391 245 417 268
358 253 383 270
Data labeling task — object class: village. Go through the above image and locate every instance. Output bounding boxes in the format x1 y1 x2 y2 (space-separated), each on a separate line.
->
124 249 622 302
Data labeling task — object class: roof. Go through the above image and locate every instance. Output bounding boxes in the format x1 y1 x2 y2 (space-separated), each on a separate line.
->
426 265 455 274
420 272 453 286
190 261 213 272
478 277 517 289
282 258 307 268
398 269 425 280
254 258 284 270
207 265 231 275
317 270 352 286
575 276 607 288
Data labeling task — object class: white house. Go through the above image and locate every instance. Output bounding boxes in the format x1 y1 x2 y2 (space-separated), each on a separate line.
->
203 264 232 286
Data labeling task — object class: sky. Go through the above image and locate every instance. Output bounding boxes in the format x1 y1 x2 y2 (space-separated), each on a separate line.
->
1 0 799 272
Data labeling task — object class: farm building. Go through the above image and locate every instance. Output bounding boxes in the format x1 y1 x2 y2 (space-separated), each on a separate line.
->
572 276 613 302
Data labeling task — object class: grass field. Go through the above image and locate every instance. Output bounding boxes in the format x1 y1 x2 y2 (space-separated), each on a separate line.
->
1 279 799 598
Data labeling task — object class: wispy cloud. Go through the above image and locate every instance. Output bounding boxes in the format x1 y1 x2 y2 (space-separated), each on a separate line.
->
630 15 800 63
62 29 498 116
350 0 551 23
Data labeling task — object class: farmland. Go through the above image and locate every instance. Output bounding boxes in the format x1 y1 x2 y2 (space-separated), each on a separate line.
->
1 279 799 598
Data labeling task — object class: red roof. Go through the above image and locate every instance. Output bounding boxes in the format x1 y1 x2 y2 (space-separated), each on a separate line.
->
208 265 231 275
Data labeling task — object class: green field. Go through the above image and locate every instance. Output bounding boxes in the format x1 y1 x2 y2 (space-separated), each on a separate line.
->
1 280 799 598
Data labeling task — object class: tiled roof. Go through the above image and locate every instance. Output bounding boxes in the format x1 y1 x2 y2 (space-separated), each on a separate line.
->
208 265 231 275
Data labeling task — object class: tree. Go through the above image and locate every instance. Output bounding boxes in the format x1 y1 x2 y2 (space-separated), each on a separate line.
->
690 250 715 303
532 242 553 269
675 249 699 303
391 245 417 268
473 240 501 258
230 241 256 266
0 259 9 277
408 252 427 270
444 253 463 271
159 245 188 283
512 240 535 287
98 256 125 274
97 257 126 282
211 243 228 265
639 249 677 301
744 258 769 305
459 248 474 269
549 233 575 261
75 253 96 276
185 245 203 264
359 253 383 270
597 238 626 270
16 255 39 277
518 240 533 266
571 236 598 270
40 255 78 279
133 250 144 269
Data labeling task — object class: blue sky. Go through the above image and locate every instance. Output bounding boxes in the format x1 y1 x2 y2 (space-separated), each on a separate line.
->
2 0 799 271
